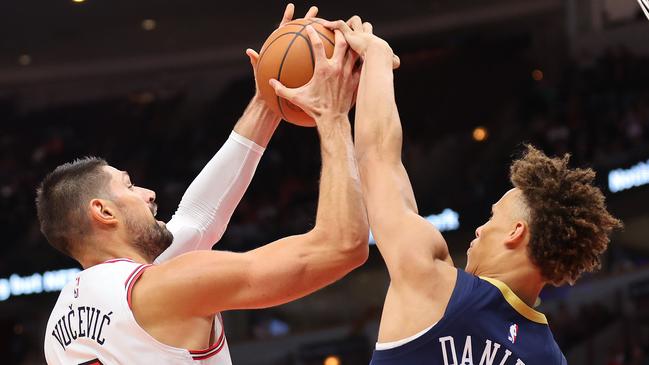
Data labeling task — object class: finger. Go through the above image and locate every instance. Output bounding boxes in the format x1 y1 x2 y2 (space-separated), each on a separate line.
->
332 30 348 62
246 48 260 67
280 3 295 26
363 22 373 34
350 68 362 105
324 19 353 36
347 15 363 31
346 61 362 109
320 19 336 29
305 26 326 62
304 5 318 19
269 79 297 100
343 48 360 75
392 54 401 70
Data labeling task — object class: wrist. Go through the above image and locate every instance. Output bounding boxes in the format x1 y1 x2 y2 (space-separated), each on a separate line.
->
315 114 351 135
364 40 393 59
232 96 281 148
316 113 349 125
250 93 270 110
248 95 281 122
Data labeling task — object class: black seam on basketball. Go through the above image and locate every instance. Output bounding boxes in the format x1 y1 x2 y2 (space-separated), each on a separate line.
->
306 19 335 46
282 20 334 48
312 29 334 46
273 20 330 122
276 29 308 121
297 20 326 67
257 33 301 72
258 31 316 66
258 21 315 60
300 33 315 69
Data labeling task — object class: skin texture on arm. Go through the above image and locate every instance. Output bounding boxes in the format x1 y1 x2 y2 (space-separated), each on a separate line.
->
328 17 457 342
154 5 320 262
131 25 369 350
232 95 280 148
142 111 367 315
356 45 453 269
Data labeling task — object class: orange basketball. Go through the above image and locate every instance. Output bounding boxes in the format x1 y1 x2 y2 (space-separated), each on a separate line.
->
256 18 335 127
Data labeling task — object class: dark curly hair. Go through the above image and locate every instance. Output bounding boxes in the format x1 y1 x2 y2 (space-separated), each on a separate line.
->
510 145 622 286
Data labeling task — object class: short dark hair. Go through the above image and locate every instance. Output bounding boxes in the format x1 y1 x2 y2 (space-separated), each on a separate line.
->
510 145 622 285
36 157 111 257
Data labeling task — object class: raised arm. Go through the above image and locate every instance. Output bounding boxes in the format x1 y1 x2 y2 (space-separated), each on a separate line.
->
155 5 320 263
332 18 453 276
135 26 369 318
325 17 458 344
141 112 367 314
155 125 267 263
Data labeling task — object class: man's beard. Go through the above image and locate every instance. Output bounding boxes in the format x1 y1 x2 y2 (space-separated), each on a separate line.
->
125 215 174 262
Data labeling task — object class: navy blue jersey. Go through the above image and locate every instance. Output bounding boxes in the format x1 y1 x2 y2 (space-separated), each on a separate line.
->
370 269 567 365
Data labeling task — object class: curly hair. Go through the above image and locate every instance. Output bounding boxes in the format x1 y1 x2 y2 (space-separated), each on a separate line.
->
510 145 622 286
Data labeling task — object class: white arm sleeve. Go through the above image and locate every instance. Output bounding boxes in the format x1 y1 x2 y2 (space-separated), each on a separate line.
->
154 131 265 263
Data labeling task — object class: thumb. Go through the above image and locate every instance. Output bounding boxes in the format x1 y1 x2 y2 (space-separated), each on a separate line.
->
246 48 259 68
392 54 400 69
269 79 296 101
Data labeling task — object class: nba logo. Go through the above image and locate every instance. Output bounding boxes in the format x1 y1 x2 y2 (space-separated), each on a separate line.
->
508 324 518 344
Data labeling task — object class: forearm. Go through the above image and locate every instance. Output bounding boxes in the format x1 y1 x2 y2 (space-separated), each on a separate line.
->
233 95 281 148
354 43 402 162
155 132 264 263
314 117 369 254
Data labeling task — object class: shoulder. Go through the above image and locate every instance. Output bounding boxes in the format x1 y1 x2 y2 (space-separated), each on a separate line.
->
84 258 144 277
131 250 247 316
73 259 153 305
435 269 485 314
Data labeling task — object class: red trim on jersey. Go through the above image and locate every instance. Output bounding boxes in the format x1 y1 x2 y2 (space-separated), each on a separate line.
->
125 264 152 310
189 316 226 360
102 258 134 264
122 263 227 360
78 359 104 365
124 263 146 287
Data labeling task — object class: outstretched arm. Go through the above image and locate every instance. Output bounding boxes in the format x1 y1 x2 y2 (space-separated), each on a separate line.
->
155 100 276 263
331 17 453 277
155 5 319 263
328 17 456 343
135 26 368 319
142 111 368 314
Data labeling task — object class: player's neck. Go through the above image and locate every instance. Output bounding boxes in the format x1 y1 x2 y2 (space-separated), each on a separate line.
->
77 233 151 269
485 266 544 308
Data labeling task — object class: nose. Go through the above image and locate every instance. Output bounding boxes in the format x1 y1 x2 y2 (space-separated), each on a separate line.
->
138 187 156 203
475 225 482 238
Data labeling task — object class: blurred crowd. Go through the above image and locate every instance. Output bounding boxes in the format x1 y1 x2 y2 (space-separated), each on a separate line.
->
1 41 649 363
549 301 617 352
2 42 649 274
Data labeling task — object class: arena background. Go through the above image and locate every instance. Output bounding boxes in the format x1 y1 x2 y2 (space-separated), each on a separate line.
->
1 0 649 364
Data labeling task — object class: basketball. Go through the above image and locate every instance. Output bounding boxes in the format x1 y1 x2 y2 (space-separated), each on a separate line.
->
256 18 335 127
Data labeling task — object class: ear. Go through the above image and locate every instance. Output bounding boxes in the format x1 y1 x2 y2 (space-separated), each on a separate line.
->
89 198 118 226
505 221 528 249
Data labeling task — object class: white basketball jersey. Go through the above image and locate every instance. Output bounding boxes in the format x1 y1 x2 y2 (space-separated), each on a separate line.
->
44 258 232 364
